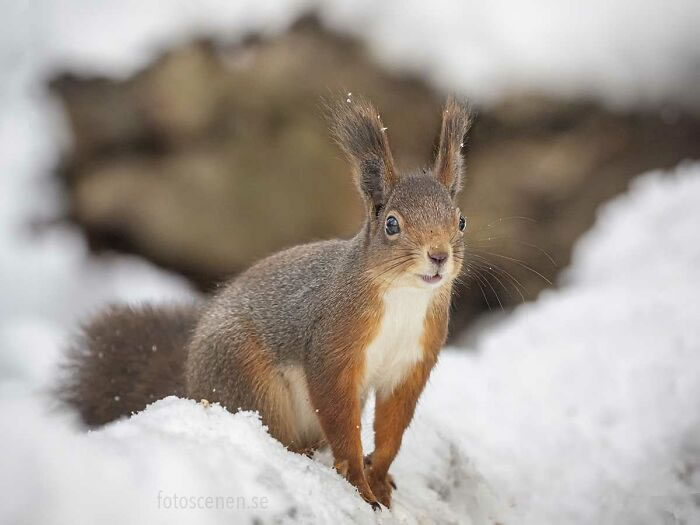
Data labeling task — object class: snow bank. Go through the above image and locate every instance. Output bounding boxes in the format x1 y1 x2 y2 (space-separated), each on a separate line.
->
2 163 699 524
420 163 700 523
0 395 500 524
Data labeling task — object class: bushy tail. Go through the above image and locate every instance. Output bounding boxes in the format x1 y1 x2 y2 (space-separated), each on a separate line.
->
57 304 199 426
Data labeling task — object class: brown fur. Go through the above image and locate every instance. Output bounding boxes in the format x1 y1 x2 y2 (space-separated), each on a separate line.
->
184 318 314 448
57 304 199 426
305 284 384 503
434 96 473 197
57 95 473 510
329 96 398 220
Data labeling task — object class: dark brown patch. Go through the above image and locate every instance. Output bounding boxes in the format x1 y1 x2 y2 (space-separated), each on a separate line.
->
328 96 398 218
56 304 199 426
433 97 473 198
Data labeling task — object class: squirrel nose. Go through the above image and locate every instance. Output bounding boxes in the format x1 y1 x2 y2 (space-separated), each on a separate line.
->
428 250 448 265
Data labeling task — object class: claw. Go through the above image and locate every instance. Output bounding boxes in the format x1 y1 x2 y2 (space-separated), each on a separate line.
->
384 472 397 489
334 459 349 478
370 501 382 512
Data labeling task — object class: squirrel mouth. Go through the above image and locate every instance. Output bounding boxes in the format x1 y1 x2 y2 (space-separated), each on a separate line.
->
421 273 443 284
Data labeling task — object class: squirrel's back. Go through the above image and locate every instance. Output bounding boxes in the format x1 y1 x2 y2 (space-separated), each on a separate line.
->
58 304 199 426
195 238 355 359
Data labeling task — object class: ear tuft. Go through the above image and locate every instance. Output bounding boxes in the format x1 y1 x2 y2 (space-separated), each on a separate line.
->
434 96 473 198
328 95 397 214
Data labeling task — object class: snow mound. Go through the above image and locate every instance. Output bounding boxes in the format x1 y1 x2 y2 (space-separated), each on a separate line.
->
2 163 699 524
0 395 500 524
421 163 700 523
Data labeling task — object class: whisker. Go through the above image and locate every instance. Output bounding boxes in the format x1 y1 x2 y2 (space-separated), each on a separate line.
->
476 267 504 310
467 253 528 303
470 236 557 267
373 260 413 281
484 216 537 229
471 248 553 286
473 262 514 302
465 263 493 311
371 252 419 283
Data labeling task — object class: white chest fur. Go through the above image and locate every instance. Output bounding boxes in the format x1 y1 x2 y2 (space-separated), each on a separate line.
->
363 286 435 399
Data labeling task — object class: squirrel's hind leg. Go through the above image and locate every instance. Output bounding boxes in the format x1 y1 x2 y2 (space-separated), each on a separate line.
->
186 325 305 447
288 437 327 458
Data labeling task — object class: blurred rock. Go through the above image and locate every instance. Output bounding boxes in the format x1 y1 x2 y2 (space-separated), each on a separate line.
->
50 15 700 337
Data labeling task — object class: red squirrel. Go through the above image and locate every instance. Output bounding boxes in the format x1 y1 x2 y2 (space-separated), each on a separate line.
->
59 96 473 509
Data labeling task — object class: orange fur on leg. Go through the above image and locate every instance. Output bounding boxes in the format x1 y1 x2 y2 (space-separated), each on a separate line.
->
307 355 378 507
368 359 434 507
366 290 449 508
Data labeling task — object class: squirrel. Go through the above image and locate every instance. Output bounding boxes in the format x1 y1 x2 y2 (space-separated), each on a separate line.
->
58 95 473 510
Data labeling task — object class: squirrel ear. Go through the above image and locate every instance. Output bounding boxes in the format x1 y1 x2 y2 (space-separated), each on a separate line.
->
329 96 398 216
433 96 473 199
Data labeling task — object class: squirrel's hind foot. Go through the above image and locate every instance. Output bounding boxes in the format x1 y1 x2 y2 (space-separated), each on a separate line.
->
288 438 327 459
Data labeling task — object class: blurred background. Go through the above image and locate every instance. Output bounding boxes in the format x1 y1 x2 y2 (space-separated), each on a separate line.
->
1 0 699 379
1 3 700 523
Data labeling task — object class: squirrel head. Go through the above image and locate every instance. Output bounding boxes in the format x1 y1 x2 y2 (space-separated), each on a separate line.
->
331 95 473 290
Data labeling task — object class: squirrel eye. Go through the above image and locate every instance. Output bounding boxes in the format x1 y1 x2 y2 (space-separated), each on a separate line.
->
459 214 467 232
385 215 400 236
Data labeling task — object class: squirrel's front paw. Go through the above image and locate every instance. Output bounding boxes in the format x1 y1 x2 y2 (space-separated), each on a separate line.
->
364 453 396 508
367 471 394 509
363 456 392 508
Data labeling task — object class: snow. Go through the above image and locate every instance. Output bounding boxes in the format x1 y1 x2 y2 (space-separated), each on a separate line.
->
420 164 700 523
1 2 700 524
322 0 700 109
2 163 699 524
